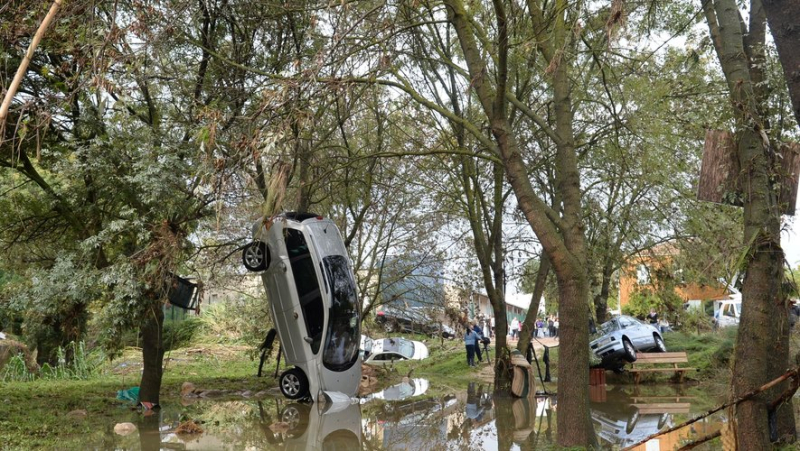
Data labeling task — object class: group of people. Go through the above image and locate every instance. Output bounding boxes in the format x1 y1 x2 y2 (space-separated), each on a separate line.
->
464 322 489 367
507 316 559 340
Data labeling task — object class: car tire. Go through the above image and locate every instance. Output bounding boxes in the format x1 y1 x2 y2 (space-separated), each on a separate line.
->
626 408 640 434
383 321 396 333
280 368 309 400
654 335 667 352
622 338 637 363
242 241 269 271
280 403 310 436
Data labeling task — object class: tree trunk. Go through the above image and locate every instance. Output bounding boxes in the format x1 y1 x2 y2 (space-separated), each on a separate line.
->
444 0 595 444
704 0 796 445
138 303 165 405
762 0 800 129
518 254 550 353
553 264 596 447
593 258 614 323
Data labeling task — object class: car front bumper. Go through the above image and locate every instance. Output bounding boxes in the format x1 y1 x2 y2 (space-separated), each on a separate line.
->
591 338 625 360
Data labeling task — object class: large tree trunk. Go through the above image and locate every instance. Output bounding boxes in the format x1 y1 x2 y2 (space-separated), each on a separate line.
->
138 303 165 406
554 270 595 445
762 0 800 129
704 0 796 446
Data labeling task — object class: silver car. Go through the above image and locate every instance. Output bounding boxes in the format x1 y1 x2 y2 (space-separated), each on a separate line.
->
590 315 666 366
243 212 361 401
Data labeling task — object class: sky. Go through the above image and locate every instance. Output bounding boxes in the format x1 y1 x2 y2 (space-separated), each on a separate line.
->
784 215 800 269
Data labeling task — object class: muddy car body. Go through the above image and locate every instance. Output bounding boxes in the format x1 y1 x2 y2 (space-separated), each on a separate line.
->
243 213 361 401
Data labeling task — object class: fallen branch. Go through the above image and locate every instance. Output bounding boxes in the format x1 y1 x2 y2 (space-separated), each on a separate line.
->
622 366 800 450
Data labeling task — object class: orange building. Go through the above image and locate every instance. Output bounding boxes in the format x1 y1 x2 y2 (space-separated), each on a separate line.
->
618 244 730 311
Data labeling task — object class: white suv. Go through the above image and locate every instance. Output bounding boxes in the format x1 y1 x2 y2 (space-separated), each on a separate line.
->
243 212 361 401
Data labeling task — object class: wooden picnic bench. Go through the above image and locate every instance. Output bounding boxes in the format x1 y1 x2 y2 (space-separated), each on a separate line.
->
628 352 696 384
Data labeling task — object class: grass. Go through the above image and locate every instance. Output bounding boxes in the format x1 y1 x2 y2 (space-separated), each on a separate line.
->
663 328 736 377
0 331 482 449
0 323 743 449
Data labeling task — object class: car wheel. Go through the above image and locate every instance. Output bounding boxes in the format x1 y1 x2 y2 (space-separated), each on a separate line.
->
242 241 269 271
280 403 310 436
626 408 640 434
280 368 309 400
383 321 396 333
654 335 667 352
622 338 637 363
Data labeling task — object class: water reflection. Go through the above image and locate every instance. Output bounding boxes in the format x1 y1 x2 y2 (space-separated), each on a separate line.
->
590 386 726 451
96 381 728 450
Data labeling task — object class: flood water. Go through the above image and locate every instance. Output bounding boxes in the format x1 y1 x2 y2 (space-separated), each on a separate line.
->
95 379 728 450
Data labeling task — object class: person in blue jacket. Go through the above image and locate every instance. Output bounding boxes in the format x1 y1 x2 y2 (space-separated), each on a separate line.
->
464 324 478 367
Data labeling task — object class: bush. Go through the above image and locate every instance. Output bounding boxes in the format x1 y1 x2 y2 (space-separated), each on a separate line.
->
623 288 682 321
1 341 104 382
664 328 736 376
162 318 202 351
196 295 272 345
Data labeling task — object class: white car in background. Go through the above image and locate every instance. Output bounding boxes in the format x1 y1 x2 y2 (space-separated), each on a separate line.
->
362 337 429 365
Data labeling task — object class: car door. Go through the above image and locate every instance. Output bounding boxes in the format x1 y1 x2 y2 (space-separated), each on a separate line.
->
631 316 654 349
619 316 645 349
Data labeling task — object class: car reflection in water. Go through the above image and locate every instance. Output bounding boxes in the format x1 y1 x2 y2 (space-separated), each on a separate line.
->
590 388 677 449
360 378 462 450
264 401 362 450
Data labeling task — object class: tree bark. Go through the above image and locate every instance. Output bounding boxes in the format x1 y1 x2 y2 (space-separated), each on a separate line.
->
704 0 796 446
138 303 165 405
762 0 800 129
594 258 614 323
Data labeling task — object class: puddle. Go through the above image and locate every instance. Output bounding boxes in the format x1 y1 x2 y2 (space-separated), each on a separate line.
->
81 380 730 450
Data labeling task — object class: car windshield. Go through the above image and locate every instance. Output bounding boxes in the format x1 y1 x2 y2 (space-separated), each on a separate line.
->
399 340 415 358
321 255 361 372
381 338 414 358
598 319 620 335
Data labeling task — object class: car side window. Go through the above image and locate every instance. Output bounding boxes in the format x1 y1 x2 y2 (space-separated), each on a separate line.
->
285 229 324 354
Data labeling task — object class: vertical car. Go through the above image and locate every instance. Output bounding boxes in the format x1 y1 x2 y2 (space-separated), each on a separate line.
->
243 212 361 401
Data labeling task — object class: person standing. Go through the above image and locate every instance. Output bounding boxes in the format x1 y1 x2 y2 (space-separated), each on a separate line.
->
510 317 520 340
473 322 484 363
647 308 659 326
465 324 478 367
553 318 559 338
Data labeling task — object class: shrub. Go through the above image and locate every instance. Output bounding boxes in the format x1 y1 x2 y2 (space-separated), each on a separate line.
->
162 318 202 351
1 341 104 382
196 295 272 345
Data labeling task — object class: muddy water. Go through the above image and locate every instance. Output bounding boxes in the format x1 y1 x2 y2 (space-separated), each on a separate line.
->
96 380 726 450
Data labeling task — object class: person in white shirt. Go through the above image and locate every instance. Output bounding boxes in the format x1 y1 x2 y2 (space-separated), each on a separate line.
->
510 317 520 339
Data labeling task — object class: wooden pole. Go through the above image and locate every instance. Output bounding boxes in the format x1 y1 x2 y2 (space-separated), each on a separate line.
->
0 0 63 130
